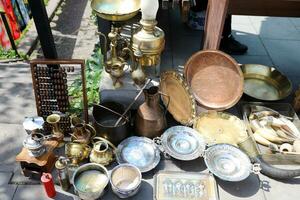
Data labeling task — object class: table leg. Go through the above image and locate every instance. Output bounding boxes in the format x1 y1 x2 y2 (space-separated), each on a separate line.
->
203 0 229 50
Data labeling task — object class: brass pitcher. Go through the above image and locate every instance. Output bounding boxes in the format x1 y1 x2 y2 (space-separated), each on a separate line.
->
90 137 116 166
135 86 167 138
71 123 95 144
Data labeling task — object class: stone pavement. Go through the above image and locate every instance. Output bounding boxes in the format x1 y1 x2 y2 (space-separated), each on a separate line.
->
1 1 300 200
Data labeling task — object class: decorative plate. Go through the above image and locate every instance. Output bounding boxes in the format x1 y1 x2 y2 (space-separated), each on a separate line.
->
204 144 252 182
160 71 196 126
159 126 206 161
116 136 161 173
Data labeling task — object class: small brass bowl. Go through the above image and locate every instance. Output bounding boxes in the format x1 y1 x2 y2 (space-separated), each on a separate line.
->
91 0 140 21
65 143 91 166
241 64 292 101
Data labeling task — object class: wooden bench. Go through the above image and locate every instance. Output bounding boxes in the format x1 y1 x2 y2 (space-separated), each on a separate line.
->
203 0 300 50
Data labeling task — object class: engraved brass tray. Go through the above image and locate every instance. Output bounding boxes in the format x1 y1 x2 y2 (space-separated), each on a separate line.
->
241 64 292 101
91 0 141 21
154 171 218 200
194 111 248 146
160 71 196 126
184 50 243 110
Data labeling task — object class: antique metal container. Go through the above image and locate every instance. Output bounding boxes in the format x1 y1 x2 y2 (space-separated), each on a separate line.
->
72 163 109 200
204 144 260 182
136 86 167 138
154 171 219 200
91 0 140 21
154 126 206 161
241 64 292 101
110 164 142 198
23 133 46 157
65 143 91 166
116 136 161 172
71 123 96 144
184 50 243 110
23 116 44 134
92 102 130 145
55 156 70 191
46 114 64 146
90 137 116 166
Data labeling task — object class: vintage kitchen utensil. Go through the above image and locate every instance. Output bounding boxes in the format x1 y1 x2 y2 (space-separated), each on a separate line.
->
154 171 218 200
160 71 196 126
116 136 161 172
23 116 44 134
90 137 116 166
194 111 248 146
93 102 130 145
136 86 167 138
46 114 64 146
72 163 109 200
23 133 49 157
70 123 96 144
154 126 206 161
205 144 260 182
16 140 58 180
184 50 243 110
65 142 91 166
55 156 70 191
110 164 142 198
241 64 292 101
91 0 140 21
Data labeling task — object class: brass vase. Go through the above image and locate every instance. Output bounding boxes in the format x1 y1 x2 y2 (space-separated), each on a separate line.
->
135 86 167 138
46 114 64 147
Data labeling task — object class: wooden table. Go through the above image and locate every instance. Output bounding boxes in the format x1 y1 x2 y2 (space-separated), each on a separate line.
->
203 0 300 50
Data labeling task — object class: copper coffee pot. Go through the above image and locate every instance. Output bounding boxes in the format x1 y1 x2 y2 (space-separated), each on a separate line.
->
135 86 167 138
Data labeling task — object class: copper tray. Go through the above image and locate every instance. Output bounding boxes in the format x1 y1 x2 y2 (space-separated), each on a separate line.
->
154 171 218 200
184 50 243 110
193 111 248 146
160 71 196 126
241 64 292 101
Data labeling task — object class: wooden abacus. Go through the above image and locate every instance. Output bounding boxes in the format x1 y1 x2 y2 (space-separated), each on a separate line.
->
30 59 89 134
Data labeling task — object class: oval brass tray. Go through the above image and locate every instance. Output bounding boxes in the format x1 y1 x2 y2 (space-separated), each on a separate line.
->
91 0 140 21
194 111 248 146
160 71 196 126
184 50 243 110
241 64 292 101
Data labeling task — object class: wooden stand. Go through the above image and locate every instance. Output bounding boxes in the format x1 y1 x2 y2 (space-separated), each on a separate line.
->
16 140 58 180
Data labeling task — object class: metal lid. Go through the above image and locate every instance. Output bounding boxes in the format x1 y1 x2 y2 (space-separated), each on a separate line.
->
159 126 206 161
204 144 252 182
194 111 248 146
160 71 196 126
116 136 160 173
55 156 68 169
23 117 44 131
23 133 44 150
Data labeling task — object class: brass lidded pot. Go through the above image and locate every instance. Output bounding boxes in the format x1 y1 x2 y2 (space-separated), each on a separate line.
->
135 86 167 138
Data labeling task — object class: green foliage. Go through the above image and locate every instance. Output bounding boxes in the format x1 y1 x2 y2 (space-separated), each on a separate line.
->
68 45 103 115
0 47 26 60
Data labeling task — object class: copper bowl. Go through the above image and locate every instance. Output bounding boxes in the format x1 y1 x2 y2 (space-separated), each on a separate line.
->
184 50 243 110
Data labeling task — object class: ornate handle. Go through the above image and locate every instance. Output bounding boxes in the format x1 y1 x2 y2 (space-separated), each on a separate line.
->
153 137 171 159
252 163 261 174
121 47 135 72
92 137 117 151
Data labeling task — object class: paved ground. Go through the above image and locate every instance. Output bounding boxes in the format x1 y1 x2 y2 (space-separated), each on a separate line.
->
0 1 300 200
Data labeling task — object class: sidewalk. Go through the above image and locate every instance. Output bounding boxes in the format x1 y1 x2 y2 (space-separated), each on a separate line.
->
0 3 300 200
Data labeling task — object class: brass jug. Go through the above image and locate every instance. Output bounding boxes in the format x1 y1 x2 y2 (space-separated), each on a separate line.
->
71 123 95 144
135 86 167 138
90 137 116 166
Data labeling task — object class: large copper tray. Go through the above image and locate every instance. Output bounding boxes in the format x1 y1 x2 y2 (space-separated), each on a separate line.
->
184 50 243 110
193 111 248 146
91 0 140 21
241 64 292 101
160 71 196 126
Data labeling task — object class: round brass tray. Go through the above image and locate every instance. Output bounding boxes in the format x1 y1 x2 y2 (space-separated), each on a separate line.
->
184 50 243 110
193 111 248 146
91 0 140 21
160 71 196 126
241 64 292 101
